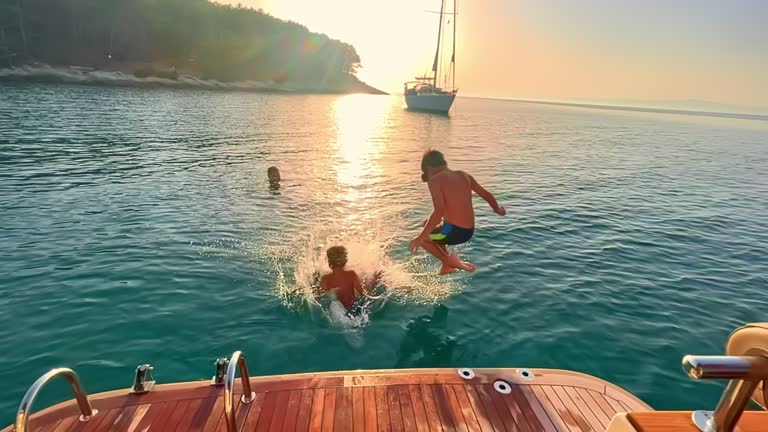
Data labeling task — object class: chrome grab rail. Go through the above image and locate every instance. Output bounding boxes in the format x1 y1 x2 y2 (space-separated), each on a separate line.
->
683 355 768 380
15 368 97 432
224 351 256 432
682 355 768 432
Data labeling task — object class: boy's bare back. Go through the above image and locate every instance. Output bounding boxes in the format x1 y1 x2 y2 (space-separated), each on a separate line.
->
320 270 361 309
429 170 475 228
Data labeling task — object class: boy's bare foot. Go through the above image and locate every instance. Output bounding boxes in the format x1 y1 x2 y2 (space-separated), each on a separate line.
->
439 264 458 274
457 261 476 272
445 256 476 273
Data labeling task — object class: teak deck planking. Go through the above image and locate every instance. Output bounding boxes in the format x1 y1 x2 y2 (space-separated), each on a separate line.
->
4 368 658 431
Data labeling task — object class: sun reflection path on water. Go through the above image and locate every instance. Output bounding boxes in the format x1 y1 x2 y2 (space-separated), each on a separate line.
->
331 94 388 215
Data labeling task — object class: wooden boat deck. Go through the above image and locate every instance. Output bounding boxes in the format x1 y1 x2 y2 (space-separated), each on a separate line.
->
626 411 767 432
7 368 652 432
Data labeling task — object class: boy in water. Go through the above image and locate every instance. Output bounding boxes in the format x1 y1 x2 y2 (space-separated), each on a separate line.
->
267 166 281 189
319 246 381 316
409 150 507 274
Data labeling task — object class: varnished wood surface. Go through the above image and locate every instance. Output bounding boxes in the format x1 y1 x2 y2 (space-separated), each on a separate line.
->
4 368 652 431
627 411 768 432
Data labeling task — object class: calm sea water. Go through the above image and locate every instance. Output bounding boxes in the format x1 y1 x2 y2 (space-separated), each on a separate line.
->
1 83 767 422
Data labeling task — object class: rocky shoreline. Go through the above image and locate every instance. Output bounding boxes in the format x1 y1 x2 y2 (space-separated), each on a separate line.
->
0 64 387 95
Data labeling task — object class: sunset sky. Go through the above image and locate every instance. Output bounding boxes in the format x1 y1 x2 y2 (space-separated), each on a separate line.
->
221 0 767 111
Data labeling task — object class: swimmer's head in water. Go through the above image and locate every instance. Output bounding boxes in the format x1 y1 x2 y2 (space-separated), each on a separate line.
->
421 149 447 182
267 166 281 182
326 246 348 268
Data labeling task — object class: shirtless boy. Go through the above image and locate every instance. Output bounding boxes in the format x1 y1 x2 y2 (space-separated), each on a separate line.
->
319 246 381 315
409 150 506 274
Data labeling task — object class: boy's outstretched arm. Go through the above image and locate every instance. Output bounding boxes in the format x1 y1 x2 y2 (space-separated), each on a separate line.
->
469 175 506 216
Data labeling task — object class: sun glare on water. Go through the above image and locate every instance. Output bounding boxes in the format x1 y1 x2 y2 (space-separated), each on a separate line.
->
332 94 387 191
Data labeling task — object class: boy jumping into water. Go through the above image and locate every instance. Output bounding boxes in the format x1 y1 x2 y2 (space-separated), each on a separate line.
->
409 150 506 274
319 246 381 316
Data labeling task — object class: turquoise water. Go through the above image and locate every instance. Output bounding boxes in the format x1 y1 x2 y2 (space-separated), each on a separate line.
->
1 84 767 422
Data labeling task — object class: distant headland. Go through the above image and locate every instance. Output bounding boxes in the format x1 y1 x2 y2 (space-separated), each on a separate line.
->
0 0 385 95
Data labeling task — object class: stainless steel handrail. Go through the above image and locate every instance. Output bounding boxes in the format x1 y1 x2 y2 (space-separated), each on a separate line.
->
682 355 768 432
15 368 97 432
683 355 768 380
224 351 256 432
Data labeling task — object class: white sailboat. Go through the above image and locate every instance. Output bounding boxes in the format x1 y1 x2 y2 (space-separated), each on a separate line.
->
404 0 458 114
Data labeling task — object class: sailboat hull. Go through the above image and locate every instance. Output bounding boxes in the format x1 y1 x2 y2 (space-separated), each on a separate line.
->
404 93 456 113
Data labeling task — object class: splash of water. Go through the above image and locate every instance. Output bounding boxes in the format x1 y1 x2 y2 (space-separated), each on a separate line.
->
268 216 460 326
189 211 463 329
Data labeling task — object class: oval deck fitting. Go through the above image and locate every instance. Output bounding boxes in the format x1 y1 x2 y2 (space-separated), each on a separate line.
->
458 368 475 380
494 379 512 394
517 368 534 381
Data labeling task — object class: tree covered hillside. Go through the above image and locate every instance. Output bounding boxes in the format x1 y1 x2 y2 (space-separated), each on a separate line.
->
0 0 369 90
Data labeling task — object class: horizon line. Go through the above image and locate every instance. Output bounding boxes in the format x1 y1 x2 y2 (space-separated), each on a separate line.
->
455 96 768 122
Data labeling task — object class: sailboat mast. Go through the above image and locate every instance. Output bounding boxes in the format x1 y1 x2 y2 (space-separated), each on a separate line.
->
452 0 456 90
432 0 446 86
